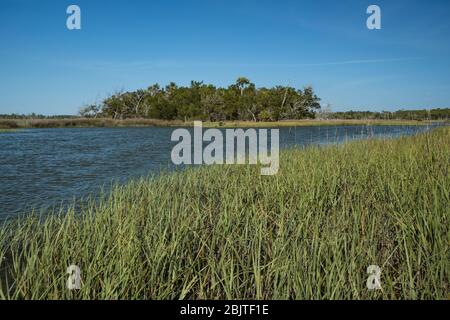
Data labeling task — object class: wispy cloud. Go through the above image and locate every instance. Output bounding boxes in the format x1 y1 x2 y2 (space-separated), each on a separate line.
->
56 57 422 71
274 57 422 67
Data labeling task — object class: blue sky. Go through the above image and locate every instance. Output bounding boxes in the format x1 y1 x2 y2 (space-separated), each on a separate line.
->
0 0 450 115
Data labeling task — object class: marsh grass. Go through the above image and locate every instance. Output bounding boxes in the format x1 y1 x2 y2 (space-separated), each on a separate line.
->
0 128 448 299
201 119 441 128
0 118 185 129
0 118 441 129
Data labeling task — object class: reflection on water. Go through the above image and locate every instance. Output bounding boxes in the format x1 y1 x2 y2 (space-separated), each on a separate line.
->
0 125 438 217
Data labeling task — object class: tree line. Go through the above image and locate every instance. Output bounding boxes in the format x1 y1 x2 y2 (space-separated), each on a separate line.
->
319 108 450 121
79 77 321 121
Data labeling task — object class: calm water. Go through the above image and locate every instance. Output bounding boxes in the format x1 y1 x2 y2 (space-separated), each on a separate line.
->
0 125 437 218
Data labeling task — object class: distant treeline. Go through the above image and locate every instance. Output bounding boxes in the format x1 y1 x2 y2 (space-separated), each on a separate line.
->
78 78 321 121
0 114 78 119
323 108 450 121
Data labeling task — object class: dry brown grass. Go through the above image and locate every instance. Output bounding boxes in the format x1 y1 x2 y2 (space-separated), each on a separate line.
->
0 118 441 129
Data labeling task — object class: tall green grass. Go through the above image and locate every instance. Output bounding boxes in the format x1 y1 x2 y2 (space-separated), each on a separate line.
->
0 128 449 300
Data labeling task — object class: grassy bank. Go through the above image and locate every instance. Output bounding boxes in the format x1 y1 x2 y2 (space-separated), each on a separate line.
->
0 128 449 299
0 117 444 129
202 119 445 128
0 118 185 129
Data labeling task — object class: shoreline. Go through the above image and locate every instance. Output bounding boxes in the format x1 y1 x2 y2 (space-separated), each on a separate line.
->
0 118 447 130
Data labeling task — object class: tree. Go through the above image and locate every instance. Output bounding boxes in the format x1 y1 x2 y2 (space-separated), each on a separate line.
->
235 77 252 96
79 104 101 118
103 90 125 119
317 104 332 120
